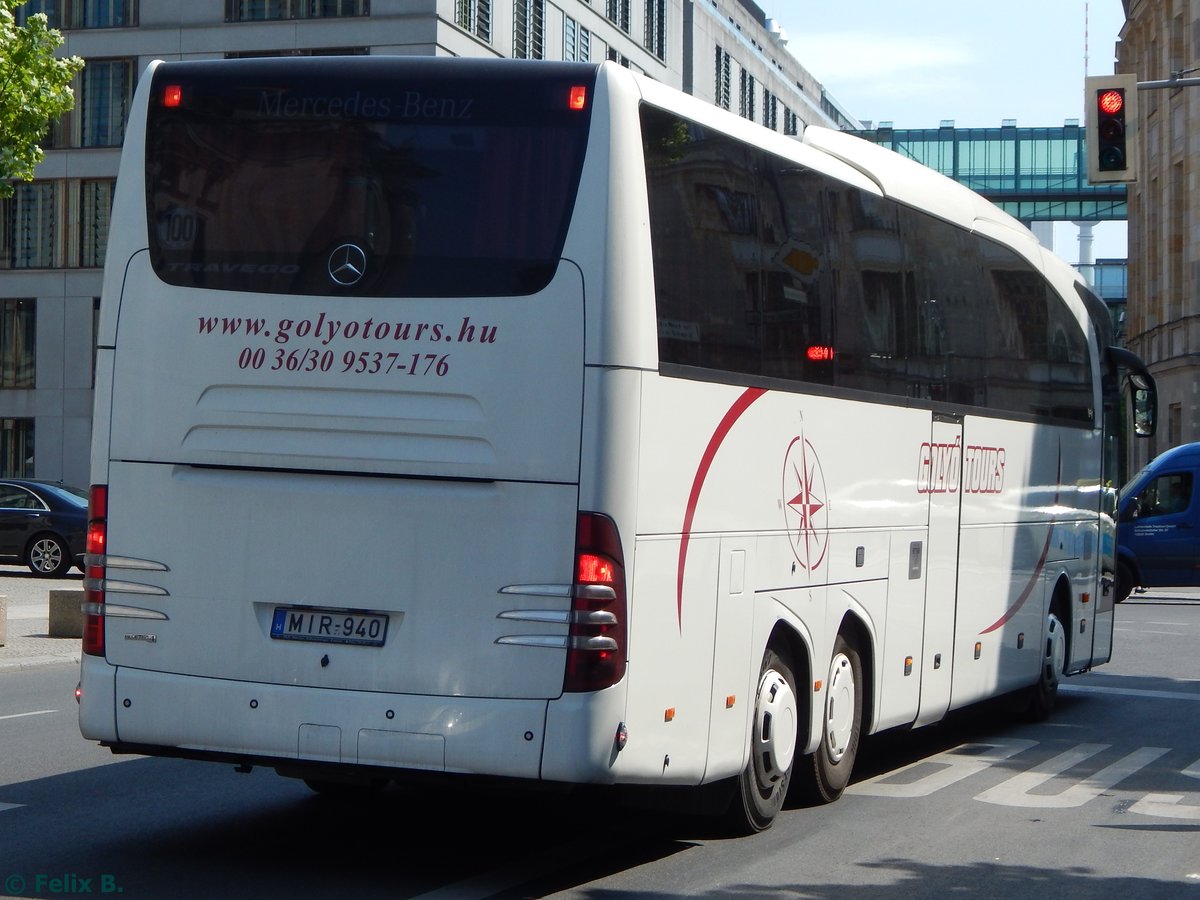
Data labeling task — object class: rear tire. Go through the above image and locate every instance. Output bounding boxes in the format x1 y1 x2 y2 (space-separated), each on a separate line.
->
801 634 863 804
725 647 799 833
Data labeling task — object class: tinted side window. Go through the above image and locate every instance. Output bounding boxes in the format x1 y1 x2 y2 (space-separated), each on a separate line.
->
641 103 1093 426
643 109 761 376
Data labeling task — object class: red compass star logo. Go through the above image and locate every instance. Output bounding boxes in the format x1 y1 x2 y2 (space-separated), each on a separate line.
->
782 434 829 572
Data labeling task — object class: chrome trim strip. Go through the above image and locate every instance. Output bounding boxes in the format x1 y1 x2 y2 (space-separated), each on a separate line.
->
495 635 569 648
89 554 169 572
498 584 571 598
99 579 169 596
81 602 168 620
497 610 570 624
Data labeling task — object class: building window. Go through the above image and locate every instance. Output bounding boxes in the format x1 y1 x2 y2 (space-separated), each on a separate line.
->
739 69 755 121
79 0 137 27
17 0 137 28
606 0 629 33
512 0 544 60
783 107 799 136
50 58 134 149
226 0 368 22
80 180 114 268
564 16 590 62
0 420 34 477
456 0 491 42
762 88 777 130
644 0 665 59
1 180 114 270
0 183 58 270
715 46 732 111
0 300 36 389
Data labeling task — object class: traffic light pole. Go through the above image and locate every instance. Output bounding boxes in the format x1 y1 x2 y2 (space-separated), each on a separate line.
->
1138 66 1200 90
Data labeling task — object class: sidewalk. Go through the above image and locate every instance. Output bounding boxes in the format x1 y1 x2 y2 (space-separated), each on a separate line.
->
0 567 83 672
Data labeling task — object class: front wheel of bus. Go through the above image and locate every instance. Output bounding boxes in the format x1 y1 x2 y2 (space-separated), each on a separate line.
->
1027 611 1066 719
803 634 862 804
726 647 799 833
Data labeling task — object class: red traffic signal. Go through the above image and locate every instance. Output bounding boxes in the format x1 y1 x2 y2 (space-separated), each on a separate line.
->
1097 89 1124 116
1085 74 1139 184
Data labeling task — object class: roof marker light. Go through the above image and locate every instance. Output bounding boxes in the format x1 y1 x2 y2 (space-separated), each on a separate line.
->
568 85 587 111
163 85 183 108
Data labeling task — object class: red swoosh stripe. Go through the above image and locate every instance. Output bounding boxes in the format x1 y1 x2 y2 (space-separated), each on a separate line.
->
676 387 767 629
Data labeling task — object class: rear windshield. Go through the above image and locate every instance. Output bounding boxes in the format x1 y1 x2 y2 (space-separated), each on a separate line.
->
145 58 596 297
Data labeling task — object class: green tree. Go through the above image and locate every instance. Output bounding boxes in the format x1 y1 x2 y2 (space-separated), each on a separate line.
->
0 0 84 198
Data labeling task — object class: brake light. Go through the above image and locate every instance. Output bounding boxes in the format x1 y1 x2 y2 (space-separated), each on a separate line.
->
563 512 627 693
163 84 182 107
568 85 588 111
83 485 107 657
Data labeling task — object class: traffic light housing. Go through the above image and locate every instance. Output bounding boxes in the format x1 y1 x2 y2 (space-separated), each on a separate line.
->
1085 74 1139 183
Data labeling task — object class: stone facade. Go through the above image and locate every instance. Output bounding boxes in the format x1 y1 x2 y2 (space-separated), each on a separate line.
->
1118 0 1200 470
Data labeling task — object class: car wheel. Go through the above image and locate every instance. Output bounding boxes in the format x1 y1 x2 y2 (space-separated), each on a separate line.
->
27 533 72 577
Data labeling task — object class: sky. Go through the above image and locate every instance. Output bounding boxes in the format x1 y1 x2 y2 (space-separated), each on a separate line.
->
760 1 1129 261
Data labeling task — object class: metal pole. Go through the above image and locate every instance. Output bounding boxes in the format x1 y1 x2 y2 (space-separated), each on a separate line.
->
1137 76 1200 90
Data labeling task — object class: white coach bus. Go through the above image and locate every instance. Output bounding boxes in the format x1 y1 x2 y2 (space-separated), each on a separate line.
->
79 56 1156 832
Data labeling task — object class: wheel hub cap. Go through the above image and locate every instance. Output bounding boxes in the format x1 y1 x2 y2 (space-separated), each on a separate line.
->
753 667 798 783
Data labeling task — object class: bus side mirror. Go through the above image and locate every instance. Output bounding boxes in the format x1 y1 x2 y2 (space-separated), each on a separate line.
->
1130 372 1156 438
1108 346 1157 438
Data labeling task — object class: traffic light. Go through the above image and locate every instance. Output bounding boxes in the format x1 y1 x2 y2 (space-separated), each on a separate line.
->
1085 74 1139 183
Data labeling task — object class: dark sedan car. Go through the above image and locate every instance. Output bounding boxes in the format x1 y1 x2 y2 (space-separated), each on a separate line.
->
0 479 87 577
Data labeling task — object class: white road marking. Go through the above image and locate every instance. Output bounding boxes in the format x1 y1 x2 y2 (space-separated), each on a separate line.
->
1062 684 1200 701
0 709 56 721
976 744 1169 808
852 738 1037 798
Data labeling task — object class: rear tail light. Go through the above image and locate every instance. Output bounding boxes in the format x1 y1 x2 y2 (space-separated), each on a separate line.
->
83 485 108 657
564 512 627 693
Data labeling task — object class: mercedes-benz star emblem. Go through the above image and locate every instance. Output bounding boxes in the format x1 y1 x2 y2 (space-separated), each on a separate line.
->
328 243 367 287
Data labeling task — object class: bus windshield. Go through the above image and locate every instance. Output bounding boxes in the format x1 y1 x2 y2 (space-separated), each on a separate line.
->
145 58 596 298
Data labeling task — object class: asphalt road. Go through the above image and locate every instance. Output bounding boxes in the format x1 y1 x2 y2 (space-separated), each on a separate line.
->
1 588 1197 899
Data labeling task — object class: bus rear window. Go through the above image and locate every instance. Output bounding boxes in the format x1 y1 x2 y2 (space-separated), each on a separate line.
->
145 58 595 298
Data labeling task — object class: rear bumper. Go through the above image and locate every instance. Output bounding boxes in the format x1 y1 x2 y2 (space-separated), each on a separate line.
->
85 663 555 780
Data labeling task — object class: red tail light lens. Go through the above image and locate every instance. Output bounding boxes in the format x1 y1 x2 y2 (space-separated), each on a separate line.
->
564 512 627 693
83 485 108 657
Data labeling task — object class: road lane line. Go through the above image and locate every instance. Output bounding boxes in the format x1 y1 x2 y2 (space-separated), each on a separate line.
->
0 709 57 721
1062 684 1200 701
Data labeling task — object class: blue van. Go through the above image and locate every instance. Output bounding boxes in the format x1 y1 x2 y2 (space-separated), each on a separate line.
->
1116 442 1200 601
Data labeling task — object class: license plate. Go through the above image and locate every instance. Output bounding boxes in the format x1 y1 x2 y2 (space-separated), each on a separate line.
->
270 607 389 646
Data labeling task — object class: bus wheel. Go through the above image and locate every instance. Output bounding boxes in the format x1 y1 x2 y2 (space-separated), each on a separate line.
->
1027 611 1066 719
726 647 799 833
805 634 862 804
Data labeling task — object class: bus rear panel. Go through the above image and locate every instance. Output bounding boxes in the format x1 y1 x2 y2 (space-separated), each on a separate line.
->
81 57 626 783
